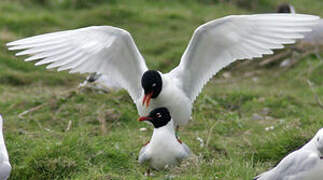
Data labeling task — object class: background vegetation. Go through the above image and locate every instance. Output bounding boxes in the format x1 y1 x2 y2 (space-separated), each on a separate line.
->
0 0 322 179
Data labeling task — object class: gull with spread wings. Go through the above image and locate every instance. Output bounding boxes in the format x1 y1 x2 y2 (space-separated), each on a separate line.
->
7 14 319 127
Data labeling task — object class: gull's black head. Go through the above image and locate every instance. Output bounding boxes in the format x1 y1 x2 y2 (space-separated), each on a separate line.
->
141 70 162 107
277 3 292 13
138 107 171 128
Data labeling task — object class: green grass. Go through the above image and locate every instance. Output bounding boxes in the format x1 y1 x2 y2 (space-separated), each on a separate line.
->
0 0 323 179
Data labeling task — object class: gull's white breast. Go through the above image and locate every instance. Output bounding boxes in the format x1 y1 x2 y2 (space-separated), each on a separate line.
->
139 122 190 169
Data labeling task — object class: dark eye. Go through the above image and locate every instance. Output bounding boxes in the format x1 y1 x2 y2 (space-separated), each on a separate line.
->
318 137 320 142
156 113 162 118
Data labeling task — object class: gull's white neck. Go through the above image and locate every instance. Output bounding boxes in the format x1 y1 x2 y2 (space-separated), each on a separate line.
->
151 119 176 140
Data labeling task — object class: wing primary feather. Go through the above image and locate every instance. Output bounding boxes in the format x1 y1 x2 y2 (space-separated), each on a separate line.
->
15 43 69 56
57 53 89 72
6 31 72 46
46 51 84 69
33 46 75 64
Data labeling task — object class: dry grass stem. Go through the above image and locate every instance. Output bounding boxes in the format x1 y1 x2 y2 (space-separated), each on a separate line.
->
18 103 46 119
65 120 72 132
307 80 323 109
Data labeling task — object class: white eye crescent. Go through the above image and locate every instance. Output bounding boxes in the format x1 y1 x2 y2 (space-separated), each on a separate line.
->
156 113 162 118
152 83 156 87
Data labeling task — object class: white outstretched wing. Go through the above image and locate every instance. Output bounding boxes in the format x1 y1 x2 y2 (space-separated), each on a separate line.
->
7 26 148 102
169 14 319 102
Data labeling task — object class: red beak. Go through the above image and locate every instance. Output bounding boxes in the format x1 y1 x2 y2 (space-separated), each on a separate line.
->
137 116 153 122
142 92 153 108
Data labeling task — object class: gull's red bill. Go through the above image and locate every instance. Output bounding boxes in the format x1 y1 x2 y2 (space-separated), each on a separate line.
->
142 92 153 107
137 116 153 122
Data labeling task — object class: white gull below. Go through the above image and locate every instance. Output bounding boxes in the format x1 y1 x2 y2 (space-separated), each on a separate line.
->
138 107 191 170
